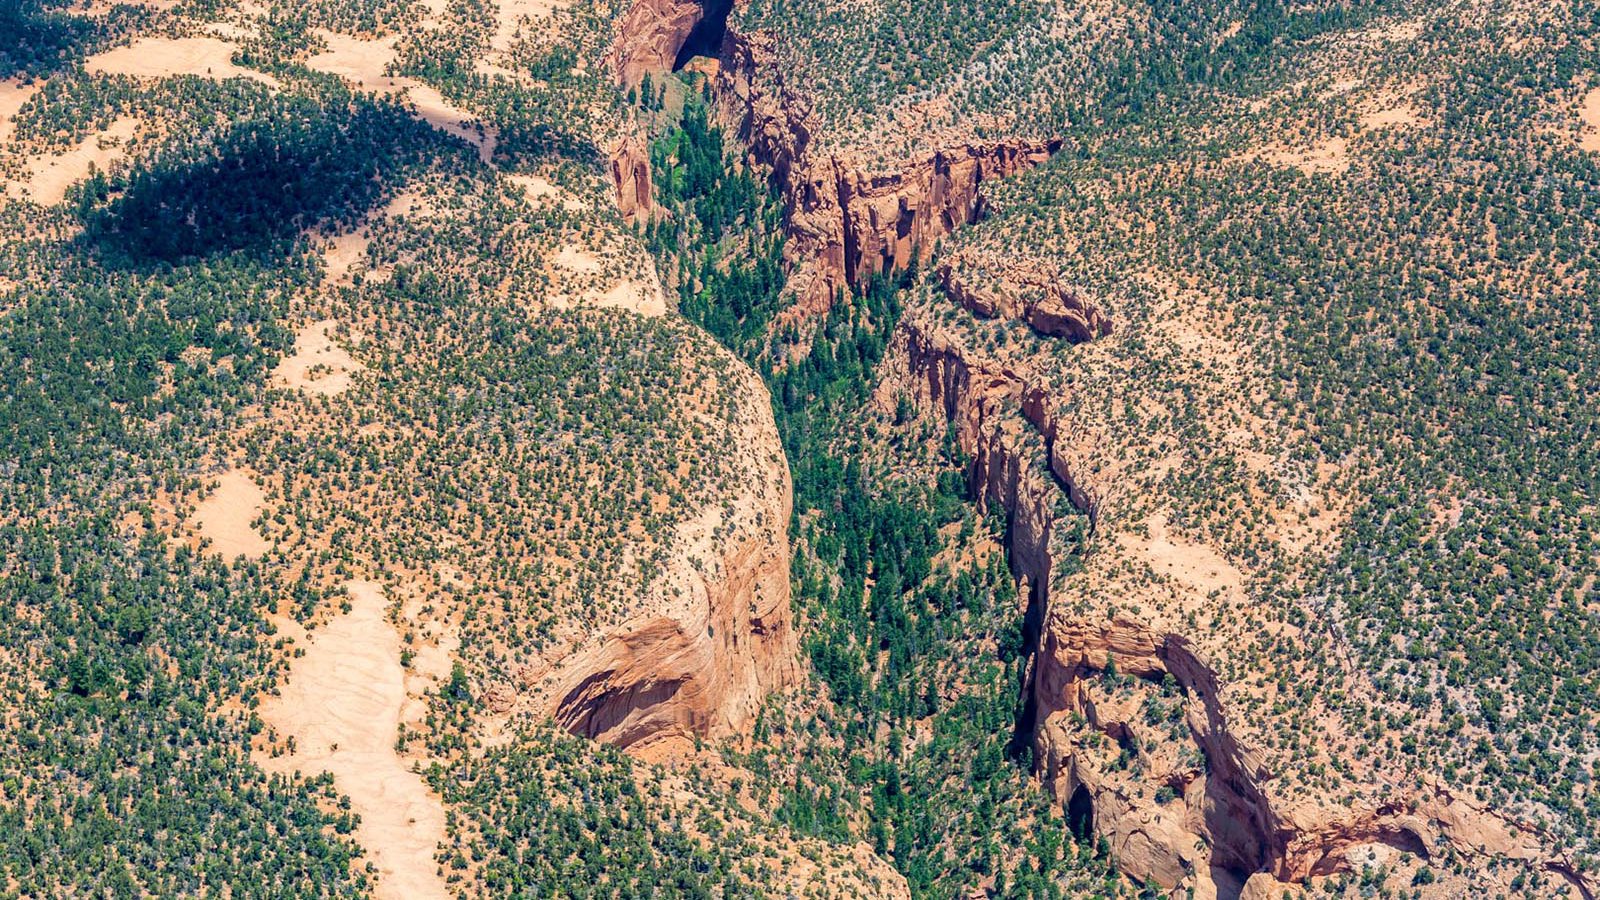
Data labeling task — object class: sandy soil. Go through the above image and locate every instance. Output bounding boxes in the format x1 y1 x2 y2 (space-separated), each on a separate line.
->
272 320 363 396
1359 103 1419 130
6 116 138 205
258 581 451 900
87 37 279 87
490 0 568 52
305 32 494 162
0 79 43 145
1117 511 1245 610
1581 88 1600 152
191 469 270 558
550 254 667 316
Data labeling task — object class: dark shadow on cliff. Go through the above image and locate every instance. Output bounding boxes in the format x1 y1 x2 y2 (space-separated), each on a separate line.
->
673 0 732 70
0 0 99 77
79 97 439 267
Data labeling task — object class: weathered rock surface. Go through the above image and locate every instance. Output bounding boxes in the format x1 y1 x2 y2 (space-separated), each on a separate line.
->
888 298 1591 899
714 29 1061 310
609 134 655 223
612 0 712 87
537 342 798 752
611 4 1061 311
940 260 1112 343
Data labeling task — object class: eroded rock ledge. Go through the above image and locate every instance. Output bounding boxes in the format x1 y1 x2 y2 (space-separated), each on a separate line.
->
611 1 1593 895
888 307 1591 898
510 312 797 755
611 2 1062 311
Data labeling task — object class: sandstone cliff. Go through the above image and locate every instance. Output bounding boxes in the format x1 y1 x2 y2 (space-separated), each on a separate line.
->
533 343 799 752
609 134 655 224
939 259 1113 343
886 299 1591 899
610 4 1061 311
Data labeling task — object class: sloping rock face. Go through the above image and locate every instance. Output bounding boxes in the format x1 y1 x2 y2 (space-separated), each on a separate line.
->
888 302 1592 899
612 0 712 86
939 261 1112 343
609 135 655 223
542 346 799 752
714 29 1061 310
610 3 1061 311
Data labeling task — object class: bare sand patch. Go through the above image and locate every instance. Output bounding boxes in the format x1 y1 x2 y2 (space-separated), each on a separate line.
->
259 581 451 900
1580 87 1600 152
1359 103 1419 130
87 37 278 87
553 244 604 274
0 79 43 144
272 320 363 396
548 246 667 316
306 32 494 162
508 172 587 210
1259 137 1350 174
7 116 138 205
191 469 270 558
1118 512 1244 610
491 0 568 52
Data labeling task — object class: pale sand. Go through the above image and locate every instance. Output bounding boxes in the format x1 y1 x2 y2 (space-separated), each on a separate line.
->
192 469 270 558
7 116 138 205
306 32 494 162
259 581 451 900
1359 103 1419 130
1118 512 1245 610
549 245 667 316
490 0 567 52
507 172 588 211
87 37 278 87
1581 87 1600 152
272 320 363 396
0 79 44 144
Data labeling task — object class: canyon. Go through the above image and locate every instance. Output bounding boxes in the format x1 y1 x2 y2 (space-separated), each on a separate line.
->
606 1 1598 897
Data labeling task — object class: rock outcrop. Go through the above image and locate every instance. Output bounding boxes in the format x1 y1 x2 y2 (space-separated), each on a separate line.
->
541 346 799 752
609 135 655 223
1031 615 1595 898
612 0 716 87
939 261 1112 343
611 3 1062 311
890 306 1592 899
713 29 1062 310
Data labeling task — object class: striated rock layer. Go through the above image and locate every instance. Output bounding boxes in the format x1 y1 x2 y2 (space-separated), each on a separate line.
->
610 2 1062 311
537 344 799 752
888 303 1593 898
611 1 1595 896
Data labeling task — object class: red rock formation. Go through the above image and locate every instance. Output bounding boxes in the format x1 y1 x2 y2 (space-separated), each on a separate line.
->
712 30 1062 310
939 261 1112 343
611 0 711 87
609 135 654 223
610 6 1062 311
890 308 1592 899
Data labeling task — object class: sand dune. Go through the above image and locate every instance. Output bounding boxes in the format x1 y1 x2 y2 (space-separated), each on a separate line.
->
259 581 452 900
191 469 270 558
87 37 278 86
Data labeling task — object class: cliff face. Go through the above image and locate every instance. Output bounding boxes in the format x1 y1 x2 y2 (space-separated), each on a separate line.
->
609 135 654 223
713 29 1062 310
939 262 1112 343
612 0 712 87
888 302 1591 898
609 6 1061 311
610 2 1592 896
